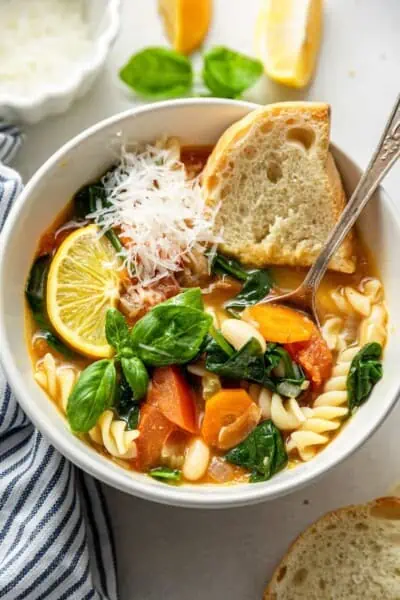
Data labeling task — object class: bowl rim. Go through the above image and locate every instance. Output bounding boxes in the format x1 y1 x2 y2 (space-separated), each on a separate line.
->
0 0 121 110
1 97 399 509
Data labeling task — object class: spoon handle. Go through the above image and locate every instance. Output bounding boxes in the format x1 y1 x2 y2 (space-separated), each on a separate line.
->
302 94 400 293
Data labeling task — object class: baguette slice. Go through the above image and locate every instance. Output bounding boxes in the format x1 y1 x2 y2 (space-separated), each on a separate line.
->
202 102 355 273
264 497 400 600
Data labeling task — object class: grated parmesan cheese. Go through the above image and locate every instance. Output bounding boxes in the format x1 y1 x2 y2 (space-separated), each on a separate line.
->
0 0 92 98
90 142 222 289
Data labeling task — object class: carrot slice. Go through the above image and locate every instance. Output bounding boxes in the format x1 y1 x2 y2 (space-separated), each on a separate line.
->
285 331 332 390
135 404 176 471
148 366 198 434
246 304 314 343
201 389 254 447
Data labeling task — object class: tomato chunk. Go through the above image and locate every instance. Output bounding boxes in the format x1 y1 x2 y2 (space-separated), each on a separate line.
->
135 404 176 471
285 330 332 390
148 366 198 434
246 304 314 343
201 389 255 448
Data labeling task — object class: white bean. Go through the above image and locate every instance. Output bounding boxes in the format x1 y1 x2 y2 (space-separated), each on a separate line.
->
182 437 211 481
221 319 266 353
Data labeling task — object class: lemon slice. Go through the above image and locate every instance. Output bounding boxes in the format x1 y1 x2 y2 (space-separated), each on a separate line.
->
158 0 212 55
47 225 120 358
255 0 323 88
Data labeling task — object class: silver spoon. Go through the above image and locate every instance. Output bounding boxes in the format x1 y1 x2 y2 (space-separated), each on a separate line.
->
259 95 400 327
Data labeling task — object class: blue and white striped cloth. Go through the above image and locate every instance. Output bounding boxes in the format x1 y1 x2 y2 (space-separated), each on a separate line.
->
0 123 118 600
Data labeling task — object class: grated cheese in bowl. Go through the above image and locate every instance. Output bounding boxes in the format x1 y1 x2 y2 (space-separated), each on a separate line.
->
0 0 93 98
90 141 222 289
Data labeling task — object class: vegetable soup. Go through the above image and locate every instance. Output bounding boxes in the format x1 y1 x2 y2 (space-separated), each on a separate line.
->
26 139 387 485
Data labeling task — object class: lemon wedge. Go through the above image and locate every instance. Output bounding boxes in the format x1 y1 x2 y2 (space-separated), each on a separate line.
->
255 0 323 88
158 0 212 55
47 225 120 358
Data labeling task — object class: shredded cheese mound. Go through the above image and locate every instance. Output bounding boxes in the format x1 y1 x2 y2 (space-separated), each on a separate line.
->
91 142 221 289
0 0 92 98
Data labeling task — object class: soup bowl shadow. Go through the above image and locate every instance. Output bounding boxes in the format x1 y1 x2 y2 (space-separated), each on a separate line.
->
0 99 399 508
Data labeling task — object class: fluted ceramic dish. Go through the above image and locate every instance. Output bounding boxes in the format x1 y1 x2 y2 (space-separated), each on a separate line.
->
0 0 120 124
0 99 399 508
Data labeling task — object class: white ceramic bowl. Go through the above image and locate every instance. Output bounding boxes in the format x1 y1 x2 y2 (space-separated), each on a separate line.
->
0 99 398 508
0 0 120 124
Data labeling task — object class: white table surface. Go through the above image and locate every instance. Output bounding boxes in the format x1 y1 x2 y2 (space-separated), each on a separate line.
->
14 1 400 598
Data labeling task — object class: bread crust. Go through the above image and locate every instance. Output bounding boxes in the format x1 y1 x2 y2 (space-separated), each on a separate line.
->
203 102 356 274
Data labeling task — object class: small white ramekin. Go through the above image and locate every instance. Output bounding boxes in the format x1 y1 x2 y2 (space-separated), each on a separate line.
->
0 0 121 124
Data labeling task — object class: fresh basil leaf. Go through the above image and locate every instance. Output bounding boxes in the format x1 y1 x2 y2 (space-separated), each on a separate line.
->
115 373 140 430
130 304 212 366
203 46 263 99
347 343 383 412
149 467 182 482
119 47 193 99
225 420 287 482
225 270 273 315
210 252 248 281
105 308 130 353
67 360 116 432
164 287 203 310
121 356 149 401
206 338 275 390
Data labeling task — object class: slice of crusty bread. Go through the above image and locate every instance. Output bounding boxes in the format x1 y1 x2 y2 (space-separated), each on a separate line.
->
264 497 400 600
202 102 355 273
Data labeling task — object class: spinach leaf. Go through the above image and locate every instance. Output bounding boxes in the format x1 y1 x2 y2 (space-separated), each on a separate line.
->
164 287 204 310
149 467 182 482
225 420 287 482
41 331 75 360
26 254 51 325
205 337 306 397
119 47 193 99
203 46 263 99
26 255 76 359
74 182 106 218
210 252 248 281
121 356 149 401
67 360 116 432
225 270 273 315
115 373 140 430
206 338 275 390
347 343 383 412
74 181 123 253
130 304 212 366
209 326 235 357
105 308 130 354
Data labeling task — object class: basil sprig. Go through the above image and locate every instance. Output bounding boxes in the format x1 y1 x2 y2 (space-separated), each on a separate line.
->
66 289 212 432
119 46 263 100
347 343 383 412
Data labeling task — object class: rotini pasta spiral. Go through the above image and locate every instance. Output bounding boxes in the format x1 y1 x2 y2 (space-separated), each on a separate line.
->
89 410 139 459
286 346 359 461
34 353 80 413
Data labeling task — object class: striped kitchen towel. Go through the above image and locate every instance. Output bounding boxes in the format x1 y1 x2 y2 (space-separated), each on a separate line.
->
0 123 118 600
